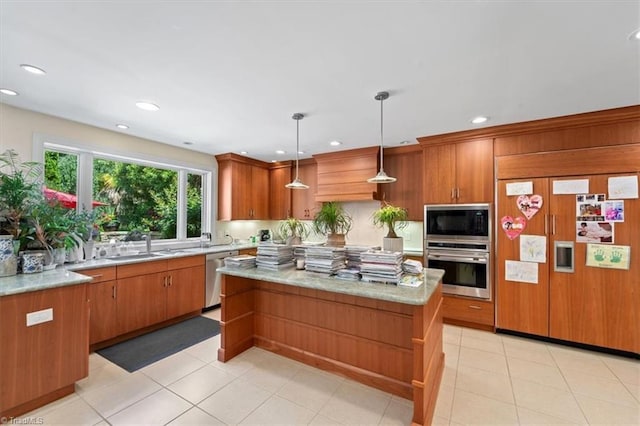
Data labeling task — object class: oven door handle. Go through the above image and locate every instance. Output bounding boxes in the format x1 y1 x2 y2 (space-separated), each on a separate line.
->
427 253 488 263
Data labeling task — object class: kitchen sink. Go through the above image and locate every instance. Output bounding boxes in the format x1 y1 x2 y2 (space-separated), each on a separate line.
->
105 253 163 261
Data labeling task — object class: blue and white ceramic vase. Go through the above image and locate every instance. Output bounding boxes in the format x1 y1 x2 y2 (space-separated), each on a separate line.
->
22 252 44 274
0 235 18 277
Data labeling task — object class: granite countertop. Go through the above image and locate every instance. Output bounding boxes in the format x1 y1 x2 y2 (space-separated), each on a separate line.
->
0 268 92 297
217 266 443 305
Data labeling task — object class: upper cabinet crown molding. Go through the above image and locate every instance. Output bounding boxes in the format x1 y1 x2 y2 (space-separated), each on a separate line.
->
313 146 381 202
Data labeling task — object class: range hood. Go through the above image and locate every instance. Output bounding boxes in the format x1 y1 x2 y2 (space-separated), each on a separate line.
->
313 146 382 202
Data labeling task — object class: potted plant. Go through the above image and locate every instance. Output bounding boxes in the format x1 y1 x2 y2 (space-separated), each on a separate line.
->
0 149 43 275
372 202 408 252
312 202 353 246
277 217 310 246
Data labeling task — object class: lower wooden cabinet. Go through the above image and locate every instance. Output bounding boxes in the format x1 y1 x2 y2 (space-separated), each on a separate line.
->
0 284 89 417
86 255 205 345
442 295 494 327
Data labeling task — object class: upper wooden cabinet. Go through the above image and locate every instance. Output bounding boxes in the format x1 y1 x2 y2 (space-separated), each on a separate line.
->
313 146 381 202
216 153 270 220
421 138 494 204
269 162 292 220
382 145 423 221
291 159 320 219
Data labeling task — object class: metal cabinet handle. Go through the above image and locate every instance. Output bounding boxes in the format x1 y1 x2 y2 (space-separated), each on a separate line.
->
456 188 460 199
451 188 455 199
163 276 168 287
469 305 482 310
552 215 556 235
168 275 173 287
544 214 548 235
112 285 116 299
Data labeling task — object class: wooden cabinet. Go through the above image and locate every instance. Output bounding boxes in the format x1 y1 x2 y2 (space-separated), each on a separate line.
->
85 266 119 344
88 255 205 344
269 162 292 220
383 145 424 221
496 171 639 353
291 159 320 219
216 153 270 220
422 138 493 204
0 284 89 417
238 247 258 256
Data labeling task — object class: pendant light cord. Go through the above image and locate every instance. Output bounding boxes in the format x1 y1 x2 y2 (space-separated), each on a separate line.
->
379 94 384 172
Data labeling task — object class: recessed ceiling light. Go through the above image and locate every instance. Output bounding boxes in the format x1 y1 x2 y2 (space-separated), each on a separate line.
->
275 150 286 155
329 140 342 146
240 151 248 155
20 64 46 75
629 28 640 40
0 88 18 96
399 140 410 145
471 116 489 124
183 141 193 146
271 160 277 163
115 123 129 129
135 101 160 111
298 150 305 155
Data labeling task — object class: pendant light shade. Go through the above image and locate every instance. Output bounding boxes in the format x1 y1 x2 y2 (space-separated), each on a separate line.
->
367 91 396 183
285 113 309 189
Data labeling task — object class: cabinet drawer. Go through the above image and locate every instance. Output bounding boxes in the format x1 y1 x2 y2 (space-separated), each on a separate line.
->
443 296 494 326
117 259 168 279
168 255 205 270
81 267 116 283
239 248 257 256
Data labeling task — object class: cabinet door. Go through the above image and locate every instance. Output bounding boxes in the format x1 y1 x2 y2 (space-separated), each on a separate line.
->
166 265 206 318
233 162 253 219
251 165 270 219
496 178 550 336
291 162 319 219
117 273 166 334
549 173 639 353
383 149 423 221
423 144 456 204
455 139 494 204
269 165 292 219
89 280 118 344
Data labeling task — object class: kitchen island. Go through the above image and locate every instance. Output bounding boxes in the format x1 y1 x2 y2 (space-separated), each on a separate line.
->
217 267 444 426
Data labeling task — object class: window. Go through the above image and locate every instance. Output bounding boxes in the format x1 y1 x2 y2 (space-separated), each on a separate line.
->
40 140 212 243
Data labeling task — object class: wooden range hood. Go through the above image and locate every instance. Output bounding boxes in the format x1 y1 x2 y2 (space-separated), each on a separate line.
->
312 146 381 202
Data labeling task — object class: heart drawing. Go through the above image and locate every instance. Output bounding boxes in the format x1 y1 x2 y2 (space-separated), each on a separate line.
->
517 194 543 220
501 216 527 240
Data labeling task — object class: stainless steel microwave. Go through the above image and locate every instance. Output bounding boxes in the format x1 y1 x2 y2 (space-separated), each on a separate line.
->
424 204 491 242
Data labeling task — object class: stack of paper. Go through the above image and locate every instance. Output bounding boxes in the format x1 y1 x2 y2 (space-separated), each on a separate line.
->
335 268 361 281
360 250 404 284
223 254 257 269
256 243 295 270
402 259 423 274
305 246 346 274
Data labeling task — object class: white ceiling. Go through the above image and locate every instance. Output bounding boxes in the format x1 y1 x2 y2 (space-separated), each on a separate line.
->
1 1 639 162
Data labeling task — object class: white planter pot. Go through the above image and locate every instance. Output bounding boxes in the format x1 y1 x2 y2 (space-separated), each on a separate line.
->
383 237 403 253
0 235 18 277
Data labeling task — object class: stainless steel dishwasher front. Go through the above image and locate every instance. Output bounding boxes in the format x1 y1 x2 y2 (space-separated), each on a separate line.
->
205 250 238 309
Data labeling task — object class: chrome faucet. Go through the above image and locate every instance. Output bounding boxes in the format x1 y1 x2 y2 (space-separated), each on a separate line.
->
144 234 151 254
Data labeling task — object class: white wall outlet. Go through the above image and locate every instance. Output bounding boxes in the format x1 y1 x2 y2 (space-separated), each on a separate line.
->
26 308 53 327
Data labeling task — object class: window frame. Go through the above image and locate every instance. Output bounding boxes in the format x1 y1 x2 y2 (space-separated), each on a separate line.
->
33 133 214 243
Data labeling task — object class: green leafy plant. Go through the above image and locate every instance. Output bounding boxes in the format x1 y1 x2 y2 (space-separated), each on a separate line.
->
277 217 310 241
0 149 43 240
372 202 408 238
312 202 352 236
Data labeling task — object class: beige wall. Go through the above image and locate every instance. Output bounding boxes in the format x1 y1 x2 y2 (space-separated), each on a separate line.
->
0 104 215 168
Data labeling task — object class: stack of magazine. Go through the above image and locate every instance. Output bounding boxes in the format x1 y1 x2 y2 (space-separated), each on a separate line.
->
344 245 379 270
256 243 295 271
360 250 404 284
305 246 346 275
223 254 257 269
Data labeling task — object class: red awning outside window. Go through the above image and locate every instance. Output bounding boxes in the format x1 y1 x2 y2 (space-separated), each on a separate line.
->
43 187 107 209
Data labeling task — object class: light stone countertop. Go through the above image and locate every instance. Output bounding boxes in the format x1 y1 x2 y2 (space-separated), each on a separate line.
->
217 266 443 305
0 268 92 297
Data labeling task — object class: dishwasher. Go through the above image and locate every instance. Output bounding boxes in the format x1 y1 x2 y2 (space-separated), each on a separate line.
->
204 250 238 310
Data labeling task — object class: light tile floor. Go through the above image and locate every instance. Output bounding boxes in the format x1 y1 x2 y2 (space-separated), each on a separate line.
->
22 310 639 425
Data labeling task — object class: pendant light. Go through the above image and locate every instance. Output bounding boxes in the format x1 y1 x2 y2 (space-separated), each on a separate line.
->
285 113 309 189
367 91 396 183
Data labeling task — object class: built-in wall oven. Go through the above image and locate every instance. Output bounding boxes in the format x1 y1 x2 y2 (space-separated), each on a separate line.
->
424 204 492 299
